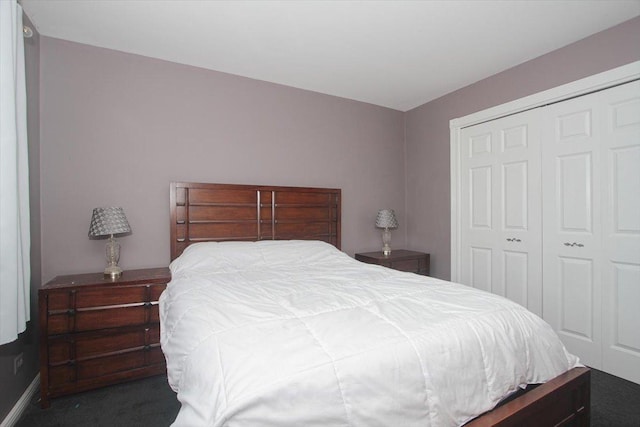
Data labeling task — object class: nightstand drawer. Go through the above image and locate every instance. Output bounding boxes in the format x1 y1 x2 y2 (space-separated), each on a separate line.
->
48 325 160 364
391 258 422 273
48 346 164 388
76 286 148 308
47 283 165 309
47 303 160 334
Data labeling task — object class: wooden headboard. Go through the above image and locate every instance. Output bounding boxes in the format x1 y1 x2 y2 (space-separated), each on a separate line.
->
170 182 341 260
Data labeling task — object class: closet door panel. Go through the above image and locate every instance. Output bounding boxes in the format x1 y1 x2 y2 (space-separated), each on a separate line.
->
470 166 492 229
611 146 640 235
470 246 492 292
461 121 497 291
503 250 528 308
601 81 640 384
557 153 592 233
502 161 528 230
502 124 528 151
611 263 640 350
557 109 592 140
460 110 542 315
542 91 602 368
558 256 594 340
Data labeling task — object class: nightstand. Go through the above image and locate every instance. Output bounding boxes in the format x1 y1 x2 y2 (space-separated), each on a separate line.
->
355 250 430 275
38 267 170 408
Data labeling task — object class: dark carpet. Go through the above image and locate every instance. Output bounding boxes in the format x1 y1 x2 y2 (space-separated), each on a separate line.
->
16 375 179 427
15 369 640 426
590 369 640 427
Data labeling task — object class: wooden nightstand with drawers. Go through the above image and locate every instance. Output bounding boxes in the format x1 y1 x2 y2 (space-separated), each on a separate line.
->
355 250 430 276
38 267 170 408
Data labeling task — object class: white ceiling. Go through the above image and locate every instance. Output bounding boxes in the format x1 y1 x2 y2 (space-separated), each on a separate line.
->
21 0 640 111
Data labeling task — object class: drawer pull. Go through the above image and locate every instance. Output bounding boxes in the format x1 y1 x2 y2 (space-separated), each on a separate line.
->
144 302 152 308
506 238 522 242
564 242 584 247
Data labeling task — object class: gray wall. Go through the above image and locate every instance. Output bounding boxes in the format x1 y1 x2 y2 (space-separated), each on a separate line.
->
39 37 406 283
404 16 640 279
0 15 41 422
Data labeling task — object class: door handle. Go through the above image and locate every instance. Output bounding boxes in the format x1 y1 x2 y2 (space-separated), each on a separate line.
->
563 242 584 247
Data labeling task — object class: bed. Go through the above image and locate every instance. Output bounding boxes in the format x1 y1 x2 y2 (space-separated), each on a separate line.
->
162 182 590 426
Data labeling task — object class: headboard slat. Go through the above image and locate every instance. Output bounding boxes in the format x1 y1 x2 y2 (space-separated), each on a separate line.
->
170 182 341 260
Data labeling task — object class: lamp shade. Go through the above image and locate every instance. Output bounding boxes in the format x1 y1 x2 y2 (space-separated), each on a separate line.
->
88 207 131 238
375 209 398 229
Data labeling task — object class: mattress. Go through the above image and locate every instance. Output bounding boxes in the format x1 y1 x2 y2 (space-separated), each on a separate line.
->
160 240 580 426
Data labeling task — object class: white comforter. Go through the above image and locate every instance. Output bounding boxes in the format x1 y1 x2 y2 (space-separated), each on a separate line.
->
160 240 579 427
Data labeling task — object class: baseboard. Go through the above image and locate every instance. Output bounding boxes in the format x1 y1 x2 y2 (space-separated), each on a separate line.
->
0 374 39 427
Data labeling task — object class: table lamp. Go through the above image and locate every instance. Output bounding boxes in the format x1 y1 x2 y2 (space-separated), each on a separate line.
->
375 209 398 256
89 207 131 279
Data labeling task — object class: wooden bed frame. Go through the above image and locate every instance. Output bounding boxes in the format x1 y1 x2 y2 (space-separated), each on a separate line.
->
169 182 590 426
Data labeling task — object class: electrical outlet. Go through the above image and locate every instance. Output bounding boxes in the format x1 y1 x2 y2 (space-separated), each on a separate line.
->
13 353 23 375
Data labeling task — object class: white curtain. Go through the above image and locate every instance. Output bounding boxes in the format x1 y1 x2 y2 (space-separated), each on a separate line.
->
0 0 31 345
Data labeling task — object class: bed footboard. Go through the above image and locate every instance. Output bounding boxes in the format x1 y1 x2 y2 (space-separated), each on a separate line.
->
466 367 590 427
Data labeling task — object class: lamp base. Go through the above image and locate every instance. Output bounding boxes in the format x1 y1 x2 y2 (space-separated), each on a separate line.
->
381 228 392 256
104 265 122 280
104 235 122 280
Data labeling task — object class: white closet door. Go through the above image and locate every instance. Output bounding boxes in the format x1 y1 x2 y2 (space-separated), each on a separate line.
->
542 90 603 368
454 67 640 384
600 81 640 384
460 110 542 316
542 80 640 382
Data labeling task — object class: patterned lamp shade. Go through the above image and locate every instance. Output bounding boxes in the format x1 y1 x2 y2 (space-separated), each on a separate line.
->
88 207 131 237
375 209 399 229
